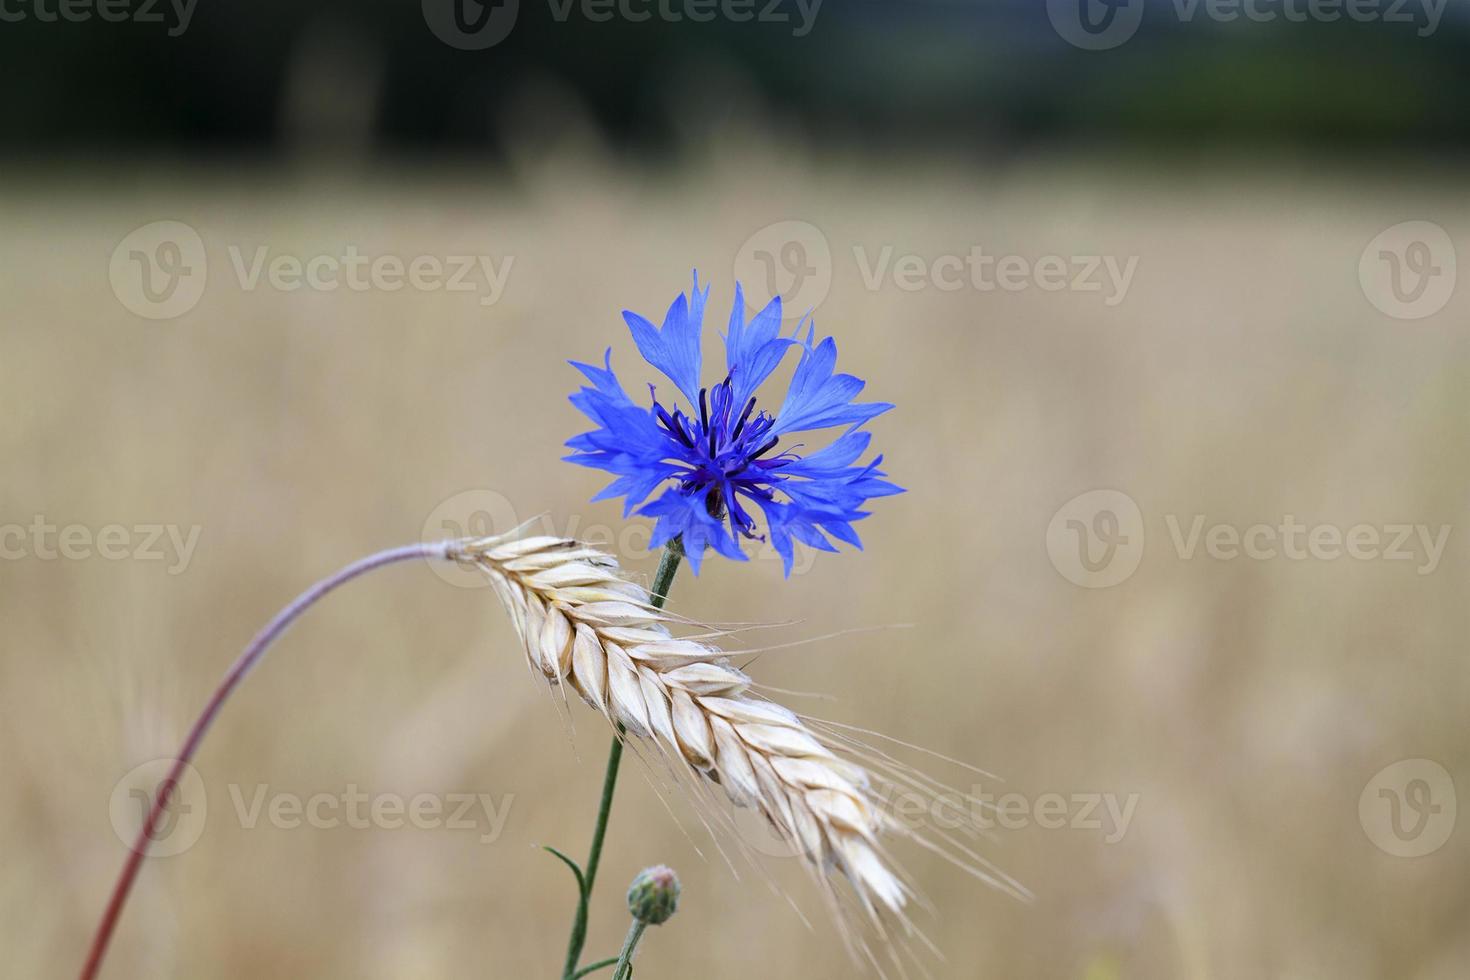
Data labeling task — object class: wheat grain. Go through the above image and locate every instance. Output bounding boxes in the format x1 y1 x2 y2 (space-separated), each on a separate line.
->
452 530 1025 971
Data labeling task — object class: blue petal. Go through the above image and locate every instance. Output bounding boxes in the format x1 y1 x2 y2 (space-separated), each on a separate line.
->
772 336 893 435
641 488 746 575
749 496 844 578
590 467 682 515
565 351 687 514
724 283 794 407
569 350 637 408
779 429 872 477
765 517 797 576
623 272 708 406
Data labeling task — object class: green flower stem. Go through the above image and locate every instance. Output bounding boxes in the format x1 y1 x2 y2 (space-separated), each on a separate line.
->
558 735 622 979
610 921 649 980
560 537 684 980
646 536 686 610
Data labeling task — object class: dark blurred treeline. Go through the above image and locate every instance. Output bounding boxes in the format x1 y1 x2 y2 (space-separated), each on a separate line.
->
2 0 1469 157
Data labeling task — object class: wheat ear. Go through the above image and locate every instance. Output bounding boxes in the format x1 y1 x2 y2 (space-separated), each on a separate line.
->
453 531 1025 968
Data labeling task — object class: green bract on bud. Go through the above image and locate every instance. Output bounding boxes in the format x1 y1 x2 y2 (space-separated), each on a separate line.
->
626 865 680 925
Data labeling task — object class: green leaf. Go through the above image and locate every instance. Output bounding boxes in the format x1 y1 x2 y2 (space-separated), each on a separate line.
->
571 957 619 979
542 845 586 895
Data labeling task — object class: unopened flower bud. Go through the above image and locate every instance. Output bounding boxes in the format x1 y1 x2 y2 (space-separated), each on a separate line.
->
626 865 680 925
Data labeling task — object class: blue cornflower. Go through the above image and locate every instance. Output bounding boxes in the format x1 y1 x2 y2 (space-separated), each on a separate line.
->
565 273 903 575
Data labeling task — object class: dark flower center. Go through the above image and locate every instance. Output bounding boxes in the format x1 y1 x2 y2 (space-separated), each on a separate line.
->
650 373 798 539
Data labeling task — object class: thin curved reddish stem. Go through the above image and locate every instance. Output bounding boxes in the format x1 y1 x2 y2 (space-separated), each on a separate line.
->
79 541 450 980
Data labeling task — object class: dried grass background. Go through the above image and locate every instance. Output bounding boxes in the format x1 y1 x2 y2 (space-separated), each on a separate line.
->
4 149 1470 978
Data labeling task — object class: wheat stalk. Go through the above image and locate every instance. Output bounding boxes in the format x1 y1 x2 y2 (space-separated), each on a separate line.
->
453 530 1027 972
79 533 1022 980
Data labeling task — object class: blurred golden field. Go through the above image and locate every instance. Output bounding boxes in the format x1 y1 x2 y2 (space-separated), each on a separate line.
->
4 152 1469 978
